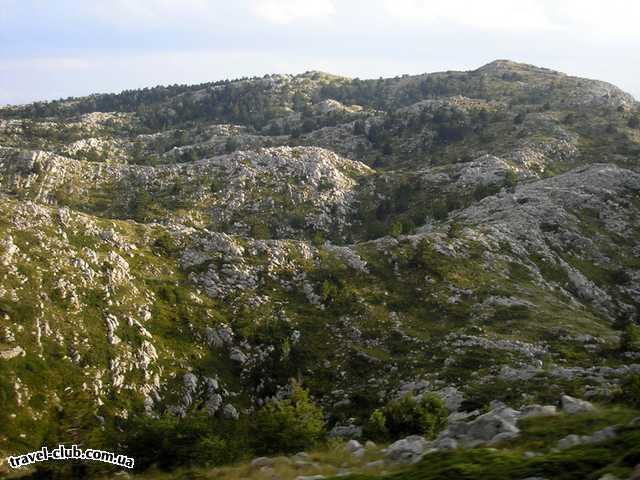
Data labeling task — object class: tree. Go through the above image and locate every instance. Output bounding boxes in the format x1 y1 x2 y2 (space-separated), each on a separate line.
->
353 120 366 135
504 169 518 193
130 190 154 222
620 323 640 352
84 147 102 162
225 137 240 154
252 381 325 454
628 115 640 129
301 118 316 134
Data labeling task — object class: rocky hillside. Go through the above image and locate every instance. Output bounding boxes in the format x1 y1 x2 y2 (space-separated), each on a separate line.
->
1 60 640 478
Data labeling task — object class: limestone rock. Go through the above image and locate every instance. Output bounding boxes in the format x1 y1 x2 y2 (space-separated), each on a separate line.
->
385 435 430 464
560 395 595 414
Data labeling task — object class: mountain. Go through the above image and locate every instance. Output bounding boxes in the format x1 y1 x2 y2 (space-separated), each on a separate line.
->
0 60 639 478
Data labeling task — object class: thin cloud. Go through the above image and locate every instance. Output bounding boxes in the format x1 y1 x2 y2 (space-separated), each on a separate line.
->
248 0 335 24
82 0 225 29
0 0 638 104
0 57 93 71
381 0 556 31
547 0 640 39
381 0 640 38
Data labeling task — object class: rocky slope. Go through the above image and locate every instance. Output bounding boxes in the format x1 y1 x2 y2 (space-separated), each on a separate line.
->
0 60 639 478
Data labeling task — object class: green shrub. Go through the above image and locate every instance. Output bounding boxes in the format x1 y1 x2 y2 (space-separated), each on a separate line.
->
225 137 240 153
122 414 240 470
382 394 448 439
389 221 403 238
252 381 325 454
620 323 640 352
364 408 389 441
620 375 640 409
152 232 178 256
250 221 272 239
504 169 518 192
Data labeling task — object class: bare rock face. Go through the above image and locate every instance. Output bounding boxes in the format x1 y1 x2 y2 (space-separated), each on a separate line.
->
0 145 373 240
0 345 25 360
104 251 131 286
457 164 640 318
453 155 513 189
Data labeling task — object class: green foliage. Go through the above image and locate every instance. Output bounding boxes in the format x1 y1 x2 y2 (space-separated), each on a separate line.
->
504 169 518 192
322 279 340 302
122 414 243 470
152 232 179 256
619 375 640 409
381 394 448 439
225 136 240 153
430 199 449 221
250 221 272 240
389 221 403 238
252 381 326 454
620 323 640 352
433 107 472 144
364 409 389 441
473 183 500 201
416 239 443 272
353 120 366 135
129 190 156 222
447 222 464 239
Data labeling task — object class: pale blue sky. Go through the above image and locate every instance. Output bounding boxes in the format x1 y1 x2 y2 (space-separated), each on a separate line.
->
1 0 639 105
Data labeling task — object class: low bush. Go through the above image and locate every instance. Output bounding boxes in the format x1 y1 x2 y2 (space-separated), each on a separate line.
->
364 409 389 441
620 374 640 409
252 381 325 454
378 393 448 440
122 414 244 471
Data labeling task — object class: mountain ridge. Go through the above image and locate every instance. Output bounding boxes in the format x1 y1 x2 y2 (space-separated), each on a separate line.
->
0 59 639 478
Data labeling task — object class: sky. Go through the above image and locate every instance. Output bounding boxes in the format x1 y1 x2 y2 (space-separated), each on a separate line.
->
1 0 639 105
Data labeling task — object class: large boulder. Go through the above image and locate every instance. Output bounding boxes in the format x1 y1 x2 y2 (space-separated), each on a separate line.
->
345 439 363 454
557 426 617 450
385 435 430 464
437 404 521 447
435 386 464 412
560 395 595 414
520 405 557 418
466 411 520 443
250 457 274 468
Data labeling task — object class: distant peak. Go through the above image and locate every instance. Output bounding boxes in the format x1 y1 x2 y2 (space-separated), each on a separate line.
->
297 70 350 81
476 59 560 75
